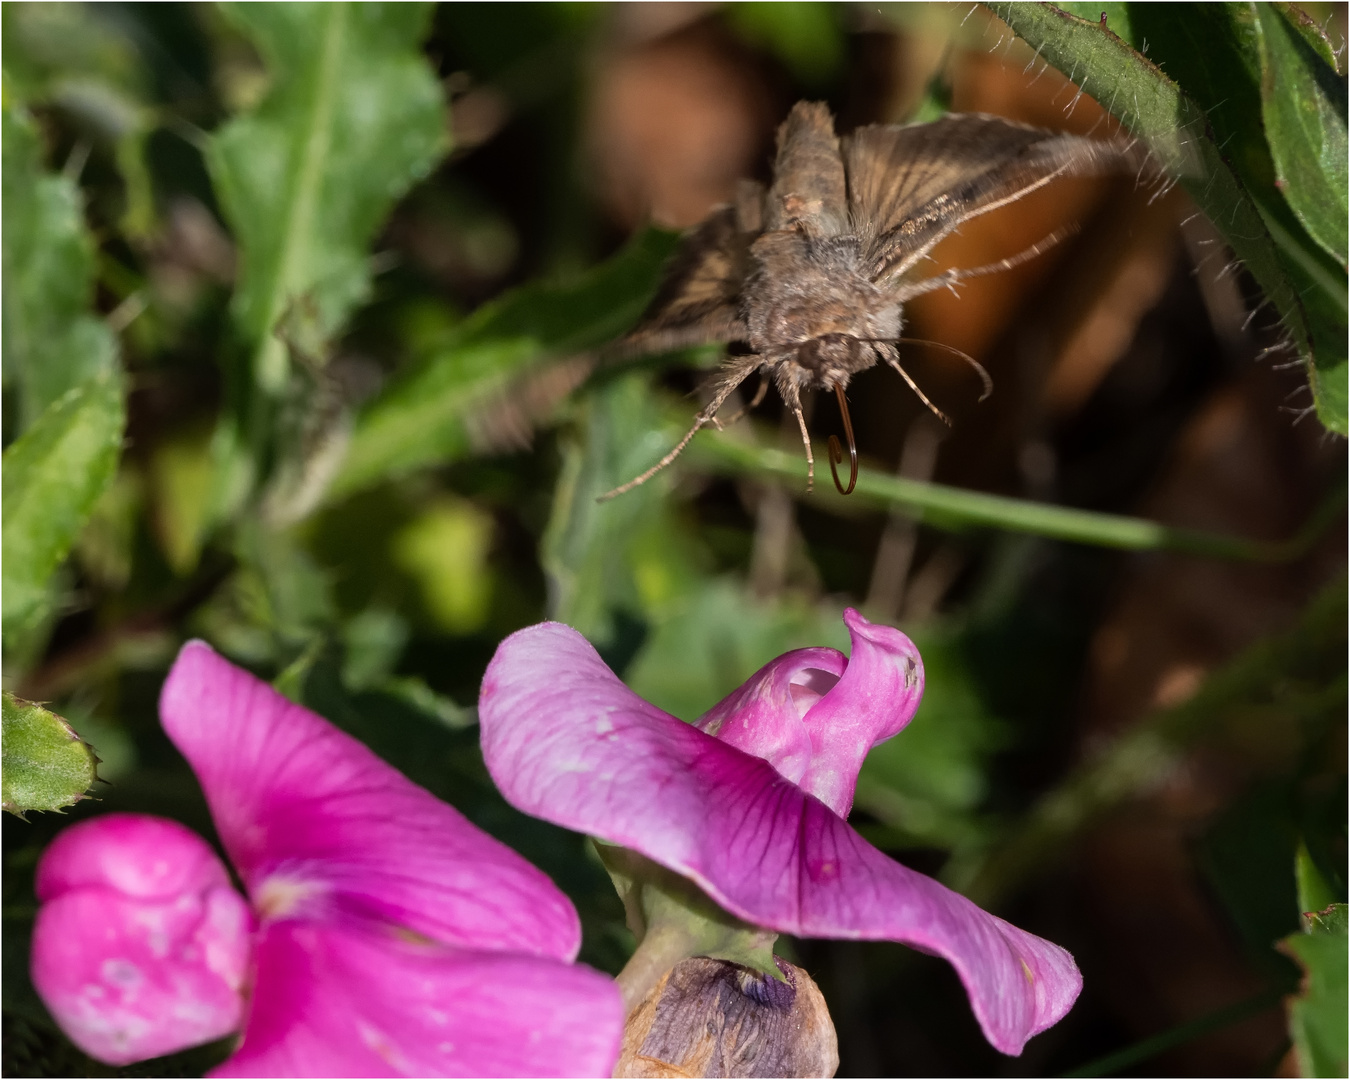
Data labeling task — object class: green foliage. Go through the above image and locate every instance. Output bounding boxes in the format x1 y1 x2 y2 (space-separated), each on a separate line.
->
3 6 1345 1075
1282 903 1349 1077
1256 5 1348 267
725 2 845 84
1 104 117 433
335 228 681 499
542 369 700 654
1 694 100 817
208 2 447 391
2 375 125 645
992 2 1349 433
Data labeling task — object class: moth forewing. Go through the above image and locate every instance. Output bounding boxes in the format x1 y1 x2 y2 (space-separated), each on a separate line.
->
598 101 1141 502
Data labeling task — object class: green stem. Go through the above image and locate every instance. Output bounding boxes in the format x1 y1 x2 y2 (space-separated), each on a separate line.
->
692 432 1344 562
252 1 347 395
614 922 703 1015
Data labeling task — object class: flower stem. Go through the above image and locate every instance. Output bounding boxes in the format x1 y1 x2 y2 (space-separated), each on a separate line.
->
614 923 702 1015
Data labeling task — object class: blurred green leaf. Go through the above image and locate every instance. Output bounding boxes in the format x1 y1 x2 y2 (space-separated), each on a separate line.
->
1255 3 1348 267
1 104 117 433
1297 842 1339 915
625 579 850 722
2 376 125 644
1195 784 1301 971
855 627 1006 850
391 497 495 635
373 676 476 731
1 694 100 817
334 227 681 499
208 1 447 393
726 2 845 84
542 370 698 656
1282 903 1349 1077
994 3 1347 433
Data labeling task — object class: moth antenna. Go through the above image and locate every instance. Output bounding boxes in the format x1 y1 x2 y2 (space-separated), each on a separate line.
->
828 384 859 495
894 338 994 401
883 350 953 427
597 357 759 502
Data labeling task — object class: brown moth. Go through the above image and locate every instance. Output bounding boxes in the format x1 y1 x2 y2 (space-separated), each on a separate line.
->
599 101 1137 500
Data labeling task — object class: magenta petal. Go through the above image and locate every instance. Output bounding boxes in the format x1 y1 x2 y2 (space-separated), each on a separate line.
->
213 921 624 1079
796 608 924 816
160 641 580 960
693 647 844 787
480 623 1079 1056
36 813 233 902
31 815 251 1066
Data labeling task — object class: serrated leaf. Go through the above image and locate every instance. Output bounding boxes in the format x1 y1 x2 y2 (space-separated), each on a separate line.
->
992 3 1347 433
333 227 681 499
1 693 100 816
2 375 125 642
207 1 447 395
1 104 117 433
1255 3 1348 267
1282 903 1349 1077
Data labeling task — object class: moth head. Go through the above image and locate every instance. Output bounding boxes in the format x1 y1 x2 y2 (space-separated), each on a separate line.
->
794 333 880 387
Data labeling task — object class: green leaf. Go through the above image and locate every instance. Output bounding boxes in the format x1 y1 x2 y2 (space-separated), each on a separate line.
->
1282 903 1349 1077
208 2 446 393
1255 4 1348 267
1 104 117 433
541 370 698 655
1 693 100 817
991 3 1347 433
333 227 681 500
2 375 126 643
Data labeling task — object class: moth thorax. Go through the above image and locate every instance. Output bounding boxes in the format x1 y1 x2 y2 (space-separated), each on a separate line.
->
796 333 875 385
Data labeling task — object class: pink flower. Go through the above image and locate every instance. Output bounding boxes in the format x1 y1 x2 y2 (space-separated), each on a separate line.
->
31 641 624 1077
479 608 1082 1057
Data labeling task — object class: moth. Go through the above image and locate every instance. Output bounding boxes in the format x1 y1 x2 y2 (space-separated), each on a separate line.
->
600 101 1137 500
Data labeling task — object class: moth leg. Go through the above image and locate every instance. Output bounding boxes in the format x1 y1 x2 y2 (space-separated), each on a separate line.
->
891 225 1078 303
881 344 953 426
711 374 769 430
780 382 816 493
597 356 760 502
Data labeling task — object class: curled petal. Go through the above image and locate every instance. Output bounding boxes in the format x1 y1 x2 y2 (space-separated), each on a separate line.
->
213 922 624 1079
796 608 923 816
480 622 1078 1055
160 641 580 960
693 647 844 787
31 815 251 1066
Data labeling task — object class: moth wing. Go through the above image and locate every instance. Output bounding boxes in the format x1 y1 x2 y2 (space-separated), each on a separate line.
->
843 114 1134 285
618 183 764 357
